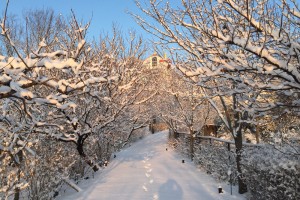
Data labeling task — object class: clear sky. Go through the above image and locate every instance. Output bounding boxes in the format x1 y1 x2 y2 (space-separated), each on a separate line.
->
0 0 149 40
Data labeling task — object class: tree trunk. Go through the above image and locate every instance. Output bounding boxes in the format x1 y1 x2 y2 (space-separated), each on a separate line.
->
234 131 248 194
14 150 23 200
189 129 194 161
77 140 99 172
149 123 154 134
255 125 260 144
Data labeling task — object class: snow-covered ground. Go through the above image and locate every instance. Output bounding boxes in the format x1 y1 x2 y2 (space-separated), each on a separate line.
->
58 131 245 200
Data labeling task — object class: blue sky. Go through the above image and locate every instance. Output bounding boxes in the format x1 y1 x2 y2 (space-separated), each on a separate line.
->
0 0 149 40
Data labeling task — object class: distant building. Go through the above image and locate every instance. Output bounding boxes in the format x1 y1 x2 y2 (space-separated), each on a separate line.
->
143 52 171 68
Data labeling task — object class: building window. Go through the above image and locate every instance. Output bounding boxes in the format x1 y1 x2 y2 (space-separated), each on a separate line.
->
152 57 157 67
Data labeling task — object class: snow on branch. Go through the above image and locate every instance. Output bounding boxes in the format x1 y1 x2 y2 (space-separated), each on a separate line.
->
63 177 82 192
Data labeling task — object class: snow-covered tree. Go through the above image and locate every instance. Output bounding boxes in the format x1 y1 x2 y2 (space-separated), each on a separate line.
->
133 0 299 194
0 2 148 198
147 64 212 160
0 5 102 198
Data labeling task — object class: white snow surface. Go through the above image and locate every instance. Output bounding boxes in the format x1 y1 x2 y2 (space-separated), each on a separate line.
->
58 131 245 200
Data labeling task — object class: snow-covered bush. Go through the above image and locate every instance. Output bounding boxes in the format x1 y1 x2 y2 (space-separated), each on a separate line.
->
170 134 300 200
168 133 190 157
25 140 78 200
193 140 238 184
168 132 234 181
242 145 300 200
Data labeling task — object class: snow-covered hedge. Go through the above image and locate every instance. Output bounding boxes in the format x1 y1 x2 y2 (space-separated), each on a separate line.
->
193 140 238 185
242 146 300 200
170 133 300 200
169 134 238 184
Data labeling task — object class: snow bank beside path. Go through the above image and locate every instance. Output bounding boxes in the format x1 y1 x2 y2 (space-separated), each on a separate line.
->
58 131 245 200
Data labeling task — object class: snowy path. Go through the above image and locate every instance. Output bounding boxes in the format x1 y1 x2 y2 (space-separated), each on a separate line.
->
59 131 244 200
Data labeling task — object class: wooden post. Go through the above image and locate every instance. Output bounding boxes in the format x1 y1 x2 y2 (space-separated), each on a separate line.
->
218 186 223 193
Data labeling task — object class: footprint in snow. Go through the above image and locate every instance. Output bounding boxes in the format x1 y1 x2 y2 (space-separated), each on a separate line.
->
142 185 148 192
144 164 151 169
145 173 151 178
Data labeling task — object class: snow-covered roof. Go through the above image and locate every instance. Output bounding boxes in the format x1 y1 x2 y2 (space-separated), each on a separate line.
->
143 52 171 68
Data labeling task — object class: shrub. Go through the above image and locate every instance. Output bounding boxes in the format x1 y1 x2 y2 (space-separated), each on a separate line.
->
170 134 300 199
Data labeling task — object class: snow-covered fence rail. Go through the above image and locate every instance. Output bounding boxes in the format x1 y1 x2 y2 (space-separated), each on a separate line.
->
169 130 264 147
195 135 264 147
169 131 300 200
